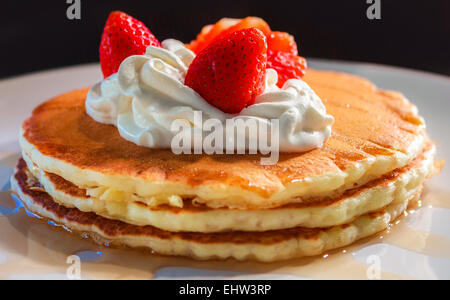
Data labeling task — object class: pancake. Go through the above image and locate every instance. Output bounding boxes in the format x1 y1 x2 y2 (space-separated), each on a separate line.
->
11 157 426 262
19 70 426 210
21 143 436 232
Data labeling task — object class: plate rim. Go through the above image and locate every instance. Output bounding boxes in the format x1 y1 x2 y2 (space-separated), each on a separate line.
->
1 59 449 85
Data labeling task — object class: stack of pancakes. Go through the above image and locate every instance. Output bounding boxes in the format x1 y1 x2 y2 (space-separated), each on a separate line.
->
11 70 438 262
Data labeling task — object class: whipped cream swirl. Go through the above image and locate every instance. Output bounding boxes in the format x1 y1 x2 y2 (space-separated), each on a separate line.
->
86 39 334 152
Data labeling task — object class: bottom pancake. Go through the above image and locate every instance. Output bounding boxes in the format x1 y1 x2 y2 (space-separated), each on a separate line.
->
11 159 426 262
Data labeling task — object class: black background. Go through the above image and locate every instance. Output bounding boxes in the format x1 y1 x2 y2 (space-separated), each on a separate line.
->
2 0 449 79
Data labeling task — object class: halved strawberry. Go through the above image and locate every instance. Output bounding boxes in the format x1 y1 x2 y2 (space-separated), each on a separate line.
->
185 28 268 114
187 17 271 54
267 50 307 88
100 11 161 78
267 31 298 55
187 18 240 55
220 17 271 41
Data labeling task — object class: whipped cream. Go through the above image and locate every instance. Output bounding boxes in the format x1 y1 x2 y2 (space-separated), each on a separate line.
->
86 39 334 153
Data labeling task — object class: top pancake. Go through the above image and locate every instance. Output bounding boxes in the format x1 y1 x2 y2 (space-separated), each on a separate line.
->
20 70 426 209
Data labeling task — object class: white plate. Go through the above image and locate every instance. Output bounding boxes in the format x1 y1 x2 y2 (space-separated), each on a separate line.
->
0 60 449 280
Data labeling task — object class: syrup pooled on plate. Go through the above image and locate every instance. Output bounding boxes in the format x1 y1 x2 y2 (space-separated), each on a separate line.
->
1 182 450 279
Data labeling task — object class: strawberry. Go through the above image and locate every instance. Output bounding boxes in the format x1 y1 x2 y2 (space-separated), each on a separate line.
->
187 18 240 54
220 17 271 41
187 17 271 54
188 17 308 91
267 50 307 88
185 28 267 114
267 31 298 55
100 11 161 78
